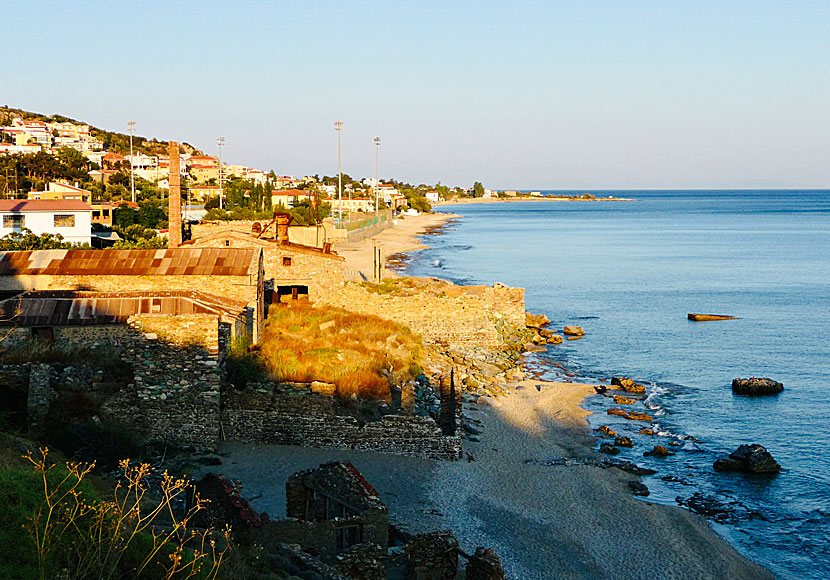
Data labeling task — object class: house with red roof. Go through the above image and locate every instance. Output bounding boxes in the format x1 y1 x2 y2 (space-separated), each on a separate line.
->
0 199 92 245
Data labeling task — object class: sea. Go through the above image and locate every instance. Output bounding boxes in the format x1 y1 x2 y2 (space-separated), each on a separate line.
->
402 190 830 580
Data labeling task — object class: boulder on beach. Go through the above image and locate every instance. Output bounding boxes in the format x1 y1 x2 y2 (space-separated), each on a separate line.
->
476 396 502 408
688 313 739 321
713 444 781 474
525 312 550 329
732 377 784 396
563 326 585 336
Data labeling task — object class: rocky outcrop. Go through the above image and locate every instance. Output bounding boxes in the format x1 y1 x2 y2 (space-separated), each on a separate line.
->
563 326 585 336
732 377 783 396
465 547 506 580
713 444 781 474
525 312 550 329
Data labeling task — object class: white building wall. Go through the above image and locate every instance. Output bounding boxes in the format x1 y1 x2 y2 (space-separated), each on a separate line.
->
0 210 92 245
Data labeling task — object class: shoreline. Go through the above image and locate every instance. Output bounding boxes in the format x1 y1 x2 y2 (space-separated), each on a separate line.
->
315 212 772 578
434 195 636 205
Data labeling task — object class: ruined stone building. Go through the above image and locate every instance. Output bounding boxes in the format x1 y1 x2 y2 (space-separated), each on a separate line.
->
0 289 250 449
0 247 265 340
184 218 345 307
269 461 389 559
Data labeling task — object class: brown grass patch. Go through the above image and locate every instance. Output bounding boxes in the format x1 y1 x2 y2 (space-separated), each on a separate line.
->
259 302 422 401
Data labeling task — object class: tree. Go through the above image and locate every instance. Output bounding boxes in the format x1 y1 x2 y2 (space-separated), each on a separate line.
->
0 229 75 250
473 181 485 198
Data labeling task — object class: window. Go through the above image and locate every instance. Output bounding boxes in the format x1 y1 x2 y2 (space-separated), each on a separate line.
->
3 214 24 229
54 214 75 227
336 525 362 551
282 256 292 266
225 239 230 247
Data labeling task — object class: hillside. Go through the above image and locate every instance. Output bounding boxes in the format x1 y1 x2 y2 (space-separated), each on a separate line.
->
0 105 202 157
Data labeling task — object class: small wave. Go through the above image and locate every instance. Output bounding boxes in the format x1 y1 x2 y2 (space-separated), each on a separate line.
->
432 259 443 268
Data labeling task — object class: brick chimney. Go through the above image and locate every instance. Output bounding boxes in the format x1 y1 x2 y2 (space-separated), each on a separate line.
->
276 213 291 245
168 141 182 248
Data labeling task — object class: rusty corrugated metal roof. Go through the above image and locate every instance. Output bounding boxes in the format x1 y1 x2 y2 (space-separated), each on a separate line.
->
0 248 260 277
0 290 249 326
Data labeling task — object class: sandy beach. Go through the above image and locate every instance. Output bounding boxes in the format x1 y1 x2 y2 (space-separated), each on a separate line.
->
333 211 459 281
206 380 770 579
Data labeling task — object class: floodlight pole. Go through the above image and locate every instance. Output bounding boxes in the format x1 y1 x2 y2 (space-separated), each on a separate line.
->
217 137 225 209
335 121 343 227
374 136 381 217
127 121 136 203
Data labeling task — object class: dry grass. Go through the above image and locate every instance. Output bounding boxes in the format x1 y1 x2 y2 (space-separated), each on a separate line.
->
259 302 422 401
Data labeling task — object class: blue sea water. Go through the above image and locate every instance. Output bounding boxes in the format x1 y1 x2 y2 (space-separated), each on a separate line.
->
403 191 830 580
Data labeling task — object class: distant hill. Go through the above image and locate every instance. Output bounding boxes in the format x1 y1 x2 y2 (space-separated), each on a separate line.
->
0 105 202 157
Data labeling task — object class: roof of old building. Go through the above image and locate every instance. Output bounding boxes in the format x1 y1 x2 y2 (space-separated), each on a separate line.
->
288 461 386 513
0 248 261 277
184 230 344 261
0 289 249 326
0 199 92 212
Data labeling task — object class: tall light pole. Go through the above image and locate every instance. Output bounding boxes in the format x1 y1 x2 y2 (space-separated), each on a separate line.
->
334 121 343 226
127 121 136 203
374 137 381 217
217 137 225 209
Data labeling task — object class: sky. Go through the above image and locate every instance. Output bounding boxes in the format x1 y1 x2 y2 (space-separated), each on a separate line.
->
3 1 829 189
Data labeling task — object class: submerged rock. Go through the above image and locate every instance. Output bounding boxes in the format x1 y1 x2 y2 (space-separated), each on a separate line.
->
599 443 620 455
713 444 781 474
731 377 784 396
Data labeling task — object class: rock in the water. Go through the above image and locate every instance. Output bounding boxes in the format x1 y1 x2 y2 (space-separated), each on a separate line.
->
525 312 551 329
629 481 650 496
624 411 653 422
614 436 634 448
731 377 783 396
598 425 617 437
613 395 636 405
607 408 628 417
713 444 781 474
563 326 585 336
644 445 673 457
611 376 646 394
594 385 608 395
545 334 563 344
687 313 739 321
599 443 620 455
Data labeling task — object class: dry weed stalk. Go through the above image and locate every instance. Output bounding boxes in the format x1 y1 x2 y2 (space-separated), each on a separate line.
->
24 447 229 580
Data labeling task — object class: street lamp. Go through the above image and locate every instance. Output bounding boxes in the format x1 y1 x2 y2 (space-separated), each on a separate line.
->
373 137 381 216
217 137 225 209
127 121 136 203
334 121 343 226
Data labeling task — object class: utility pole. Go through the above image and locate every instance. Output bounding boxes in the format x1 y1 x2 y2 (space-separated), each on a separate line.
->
334 121 343 227
127 121 136 203
217 137 225 209
374 136 381 217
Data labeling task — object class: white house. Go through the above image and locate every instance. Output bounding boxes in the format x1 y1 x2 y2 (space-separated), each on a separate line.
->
0 200 93 245
425 190 440 203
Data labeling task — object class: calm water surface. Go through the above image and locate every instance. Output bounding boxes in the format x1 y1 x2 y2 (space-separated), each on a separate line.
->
404 191 830 580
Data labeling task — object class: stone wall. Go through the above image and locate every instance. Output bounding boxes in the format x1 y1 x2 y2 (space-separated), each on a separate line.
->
222 384 462 460
325 279 526 349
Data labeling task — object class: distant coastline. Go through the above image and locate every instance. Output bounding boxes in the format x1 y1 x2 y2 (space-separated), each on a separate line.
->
435 194 635 206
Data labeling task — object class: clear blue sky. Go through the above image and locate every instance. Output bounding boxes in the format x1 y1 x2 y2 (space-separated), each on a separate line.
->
3 1 829 189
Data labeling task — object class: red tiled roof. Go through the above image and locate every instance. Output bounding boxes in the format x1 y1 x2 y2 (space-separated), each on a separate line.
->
0 200 92 212
0 248 260 277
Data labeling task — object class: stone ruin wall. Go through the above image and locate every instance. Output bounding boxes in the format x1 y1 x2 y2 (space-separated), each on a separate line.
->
222 384 462 460
327 281 526 349
2 314 225 451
